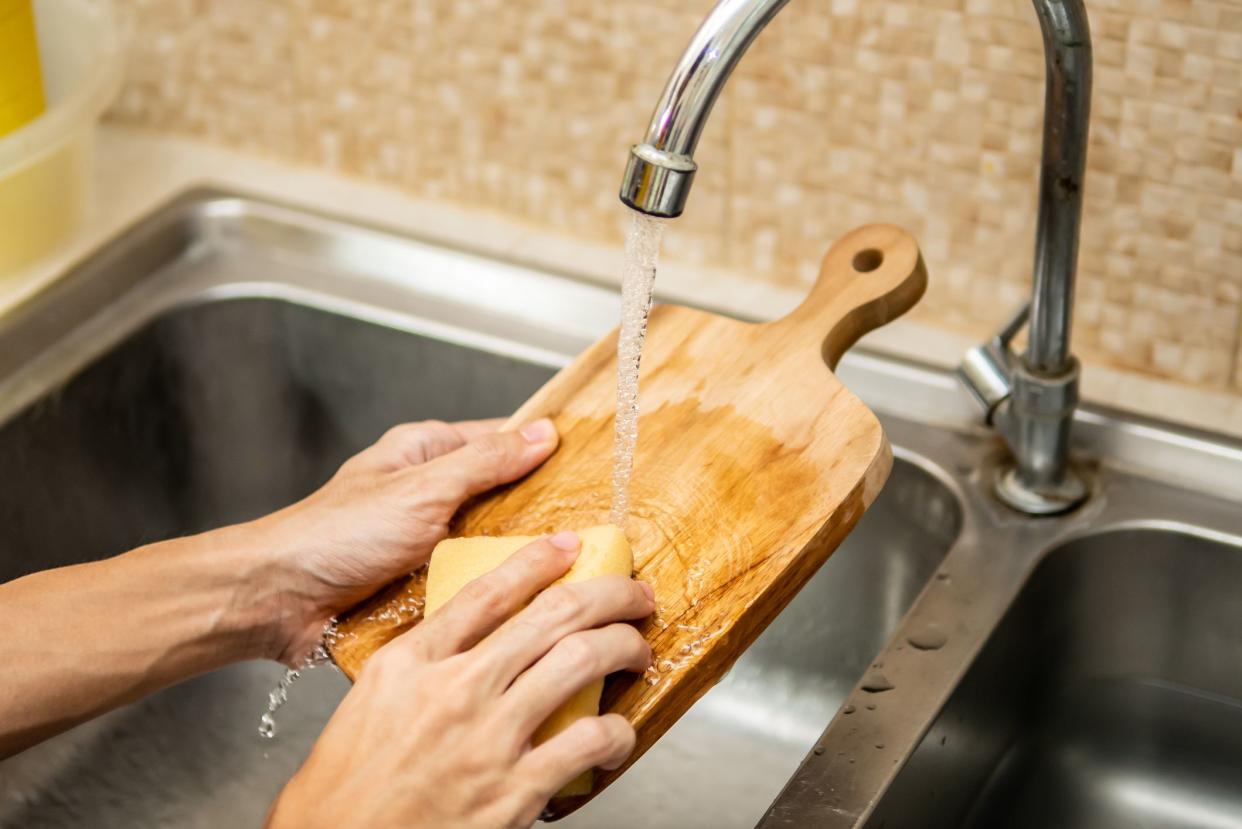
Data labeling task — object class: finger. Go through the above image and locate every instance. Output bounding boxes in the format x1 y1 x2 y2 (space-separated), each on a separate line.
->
381 419 509 465
349 419 510 475
499 624 651 736
473 576 656 685
344 420 470 474
416 418 559 501
519 714 637 798
415 533 580 661
451 418 506 442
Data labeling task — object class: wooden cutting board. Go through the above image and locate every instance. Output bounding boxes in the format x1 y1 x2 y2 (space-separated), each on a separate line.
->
329 224 926 818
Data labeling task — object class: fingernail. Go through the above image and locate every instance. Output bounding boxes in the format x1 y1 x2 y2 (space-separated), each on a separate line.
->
520 418 556 444
549 531 580 551
638 581 655 604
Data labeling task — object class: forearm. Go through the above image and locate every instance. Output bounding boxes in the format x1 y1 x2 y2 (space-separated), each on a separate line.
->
0 524 284 757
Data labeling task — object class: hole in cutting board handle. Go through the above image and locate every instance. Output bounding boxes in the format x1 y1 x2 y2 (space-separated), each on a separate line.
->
852 248 884 272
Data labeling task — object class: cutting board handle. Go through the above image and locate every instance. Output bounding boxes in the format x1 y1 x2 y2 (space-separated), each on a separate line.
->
770 223 927 369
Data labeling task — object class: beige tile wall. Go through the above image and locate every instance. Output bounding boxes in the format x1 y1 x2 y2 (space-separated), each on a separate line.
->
107 0 1242 392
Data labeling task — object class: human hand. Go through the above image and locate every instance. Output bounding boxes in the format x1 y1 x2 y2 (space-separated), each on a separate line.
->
266 532 655 829
238 418 559 663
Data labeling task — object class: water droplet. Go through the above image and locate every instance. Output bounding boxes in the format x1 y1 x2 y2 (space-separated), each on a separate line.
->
936 570 951 582
842 704 856 714
866 704 876 711
907 623 948 651
813 746 825 756
860 671 894 693
875 743 885 750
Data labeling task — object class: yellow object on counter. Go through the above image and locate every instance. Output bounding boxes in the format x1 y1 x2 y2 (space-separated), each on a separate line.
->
0 0 46 137
0 0 121 275
426 525 635 798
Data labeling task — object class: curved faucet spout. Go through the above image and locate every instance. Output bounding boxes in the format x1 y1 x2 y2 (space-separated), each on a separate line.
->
1029 0 1092 376
618 0 790 218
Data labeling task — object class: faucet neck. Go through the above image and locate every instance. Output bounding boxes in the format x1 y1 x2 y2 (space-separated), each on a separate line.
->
1028 0 1093 376
620 0 790 218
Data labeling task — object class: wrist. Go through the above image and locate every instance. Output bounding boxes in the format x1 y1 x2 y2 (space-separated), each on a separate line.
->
219 514 336 665
170 521 310 665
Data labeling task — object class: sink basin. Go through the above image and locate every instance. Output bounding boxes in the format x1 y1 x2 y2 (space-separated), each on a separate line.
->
0 195 958 828
865 528 1242 829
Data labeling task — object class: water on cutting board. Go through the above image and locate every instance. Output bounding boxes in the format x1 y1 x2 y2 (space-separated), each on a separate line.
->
610 210 666 528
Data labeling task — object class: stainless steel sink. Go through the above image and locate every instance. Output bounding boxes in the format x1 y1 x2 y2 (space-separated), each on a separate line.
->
0 191 960 827
864 527 1242 829
3 192 1240 828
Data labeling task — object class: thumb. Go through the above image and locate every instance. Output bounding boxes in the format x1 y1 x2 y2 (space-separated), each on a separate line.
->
418 418 559 501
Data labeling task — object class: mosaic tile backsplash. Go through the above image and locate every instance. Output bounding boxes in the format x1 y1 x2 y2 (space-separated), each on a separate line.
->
107 0 1242 391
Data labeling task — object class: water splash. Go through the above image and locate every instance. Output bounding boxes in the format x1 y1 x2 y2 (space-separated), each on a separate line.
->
256 619 339 740
257 668 302 740
610 211 667 528
640 623 723 687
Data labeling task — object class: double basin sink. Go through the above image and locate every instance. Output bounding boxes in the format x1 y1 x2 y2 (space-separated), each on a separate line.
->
1 192 1239 828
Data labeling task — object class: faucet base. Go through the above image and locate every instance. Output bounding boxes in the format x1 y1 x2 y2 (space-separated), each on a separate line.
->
994 462 1089 516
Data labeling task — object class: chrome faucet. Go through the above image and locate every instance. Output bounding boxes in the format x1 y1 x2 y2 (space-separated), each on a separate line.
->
619 0 1093 515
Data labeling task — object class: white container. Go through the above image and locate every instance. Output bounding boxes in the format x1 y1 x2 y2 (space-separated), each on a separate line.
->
0 0 122 275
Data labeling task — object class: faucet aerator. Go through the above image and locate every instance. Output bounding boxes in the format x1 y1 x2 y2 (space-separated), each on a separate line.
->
620 144 697 219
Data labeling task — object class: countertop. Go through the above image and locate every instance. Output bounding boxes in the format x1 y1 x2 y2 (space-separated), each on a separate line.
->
3 125 1240 439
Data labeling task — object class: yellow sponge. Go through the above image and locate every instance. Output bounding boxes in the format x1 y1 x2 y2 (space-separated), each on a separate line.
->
426 525 634 797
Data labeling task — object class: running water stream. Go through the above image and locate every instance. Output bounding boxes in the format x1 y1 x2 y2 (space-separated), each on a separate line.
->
610 211 667 528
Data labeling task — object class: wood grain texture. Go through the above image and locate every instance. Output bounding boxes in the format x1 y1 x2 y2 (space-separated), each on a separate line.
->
328 224 927 818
